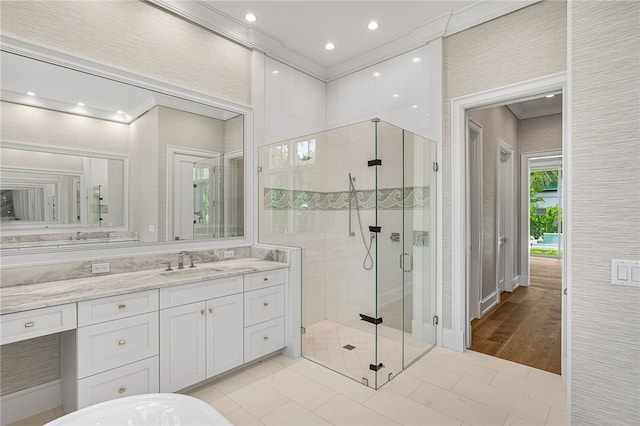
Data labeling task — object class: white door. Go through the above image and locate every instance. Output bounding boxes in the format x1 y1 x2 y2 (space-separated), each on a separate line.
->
159 302 206 392
205 293 244 377
468 120 483 322
497 142 515 292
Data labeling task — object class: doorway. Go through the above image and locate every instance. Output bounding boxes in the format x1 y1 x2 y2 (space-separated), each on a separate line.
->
167 147 219 241
453 75 566 373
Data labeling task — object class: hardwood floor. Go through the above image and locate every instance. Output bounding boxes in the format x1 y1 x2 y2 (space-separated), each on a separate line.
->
470 256 562 375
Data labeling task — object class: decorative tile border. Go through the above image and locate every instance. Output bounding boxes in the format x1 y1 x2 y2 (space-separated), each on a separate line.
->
264 186 430 210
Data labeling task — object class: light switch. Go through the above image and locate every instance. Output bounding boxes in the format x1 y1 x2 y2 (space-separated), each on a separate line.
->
612 259 640 288
617 265 629 281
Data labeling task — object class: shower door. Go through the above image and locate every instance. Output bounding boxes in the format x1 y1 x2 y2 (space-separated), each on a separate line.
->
373 123 438 388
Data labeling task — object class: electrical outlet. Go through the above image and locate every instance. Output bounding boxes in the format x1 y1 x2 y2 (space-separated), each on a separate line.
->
223 250 234 259
91 263 110 274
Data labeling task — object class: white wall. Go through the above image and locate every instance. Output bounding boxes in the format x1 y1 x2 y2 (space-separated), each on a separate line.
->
468 106 519 299
327 41 442 144
264 57 326 145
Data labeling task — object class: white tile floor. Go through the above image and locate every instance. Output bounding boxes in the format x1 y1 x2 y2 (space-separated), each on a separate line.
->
8 347 567 426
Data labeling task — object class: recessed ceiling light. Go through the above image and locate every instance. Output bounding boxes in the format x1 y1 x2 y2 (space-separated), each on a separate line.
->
77 102 85 107
325 42 335 51
412 57 421 63
272 70 280 75
546 94 555 98
368 21 379 30
392 94 399 98
244 13 256 23
26 91 36 96
373 72 381 77
117 110 124 114
411 105 418 109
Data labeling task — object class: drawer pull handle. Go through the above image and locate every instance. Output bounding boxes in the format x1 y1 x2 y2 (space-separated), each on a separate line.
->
118 339 126 346
209 308 214 314
201 309 205 316
119 387 126 394
118 304 126 310
24 322 35 328
263 277 268 282
263 302 269 307
263 336 269 340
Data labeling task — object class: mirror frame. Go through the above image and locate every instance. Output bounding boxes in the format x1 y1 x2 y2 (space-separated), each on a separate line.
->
0 35 254 263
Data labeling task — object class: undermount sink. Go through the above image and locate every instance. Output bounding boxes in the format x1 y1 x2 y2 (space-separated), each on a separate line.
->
45 393 232 425
160 266 222 279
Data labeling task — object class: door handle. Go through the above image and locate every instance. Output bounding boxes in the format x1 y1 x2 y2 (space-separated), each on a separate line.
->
402 253 413 273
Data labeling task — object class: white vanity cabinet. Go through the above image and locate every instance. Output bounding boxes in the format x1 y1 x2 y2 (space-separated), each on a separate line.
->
159 276 244 392
243 269 286 362
60 290 160 412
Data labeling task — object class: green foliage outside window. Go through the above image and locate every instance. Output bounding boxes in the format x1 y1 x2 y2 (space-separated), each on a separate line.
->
529 169 560 239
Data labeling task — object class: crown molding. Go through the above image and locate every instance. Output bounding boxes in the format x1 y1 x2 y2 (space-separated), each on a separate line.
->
150 0 540 83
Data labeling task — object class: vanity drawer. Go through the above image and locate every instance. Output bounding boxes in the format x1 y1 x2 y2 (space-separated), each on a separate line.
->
244 285 285 327
77 356 159 409
0 303 76 345
244 316 285 362
77 312 159 378
244 269 286 291
78 290 159 326
160 276 243 309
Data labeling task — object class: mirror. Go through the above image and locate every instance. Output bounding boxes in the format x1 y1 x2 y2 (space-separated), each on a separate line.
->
1 149 124 227
0 50 245 249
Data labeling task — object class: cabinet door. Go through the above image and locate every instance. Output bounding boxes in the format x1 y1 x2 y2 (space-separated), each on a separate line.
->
160 302 206 392
206 293 244 378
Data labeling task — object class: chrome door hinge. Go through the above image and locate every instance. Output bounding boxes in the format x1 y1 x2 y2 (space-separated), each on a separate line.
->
433 162 439 172
301 326 306 334
257 166 263 172
433 315 439 326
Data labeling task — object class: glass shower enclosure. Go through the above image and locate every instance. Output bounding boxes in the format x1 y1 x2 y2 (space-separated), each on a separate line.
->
258 119 437 389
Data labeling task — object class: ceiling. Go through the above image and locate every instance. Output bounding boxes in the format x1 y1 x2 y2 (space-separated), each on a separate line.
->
152 0 538 81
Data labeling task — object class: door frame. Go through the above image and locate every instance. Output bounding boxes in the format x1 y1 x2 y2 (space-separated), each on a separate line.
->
450 72 569 381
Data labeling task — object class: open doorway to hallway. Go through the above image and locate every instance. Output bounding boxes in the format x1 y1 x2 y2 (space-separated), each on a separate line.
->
466 93 564 375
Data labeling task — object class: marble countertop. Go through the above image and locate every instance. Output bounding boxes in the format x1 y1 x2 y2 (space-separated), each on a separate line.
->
0 257 287 315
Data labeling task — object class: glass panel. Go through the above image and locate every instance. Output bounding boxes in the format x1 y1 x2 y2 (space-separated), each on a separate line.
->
258 121 379 388
373 121 405 388
403 131 438 367
258 120 438 389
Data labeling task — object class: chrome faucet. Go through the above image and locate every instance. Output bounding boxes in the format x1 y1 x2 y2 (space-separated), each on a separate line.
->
178 251 194 269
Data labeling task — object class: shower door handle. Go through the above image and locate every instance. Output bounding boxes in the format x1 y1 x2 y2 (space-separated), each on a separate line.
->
401 253 413 272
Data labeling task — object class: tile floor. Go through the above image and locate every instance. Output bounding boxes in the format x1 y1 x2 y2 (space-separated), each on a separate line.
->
8 346 566 426
303 320 434 387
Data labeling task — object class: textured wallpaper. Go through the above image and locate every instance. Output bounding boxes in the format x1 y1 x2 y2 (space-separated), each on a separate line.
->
570 1 640 424
442 0 567 329
0 1 252 106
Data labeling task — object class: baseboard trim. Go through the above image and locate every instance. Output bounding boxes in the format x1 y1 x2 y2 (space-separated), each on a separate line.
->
442 328 464 352
481 291 499 315
0 380 61 426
